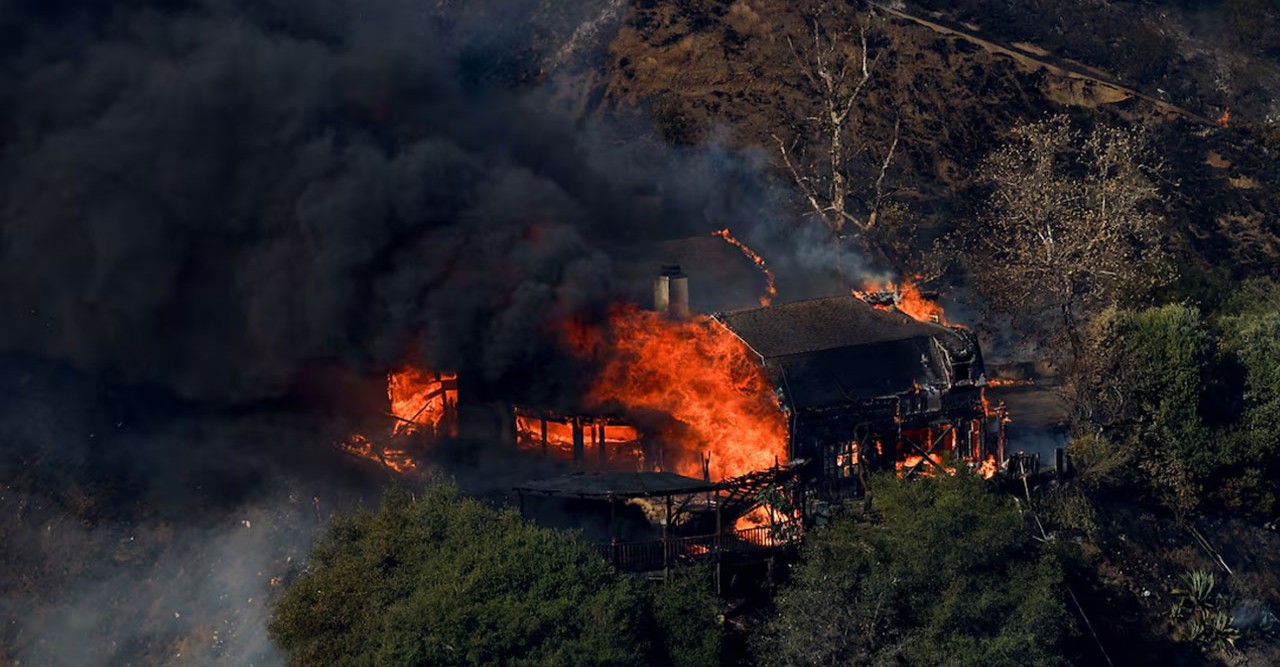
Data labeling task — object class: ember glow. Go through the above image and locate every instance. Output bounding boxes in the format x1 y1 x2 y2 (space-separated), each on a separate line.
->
898 411 1003 479
513 412 643 460
896 453 953 475
986 378 1036 387
713 228 777 306
732 504 802 547
565 303 788 480
338 434 420 473
1218 106 1230 129
853 277 948 324
514 415 578 447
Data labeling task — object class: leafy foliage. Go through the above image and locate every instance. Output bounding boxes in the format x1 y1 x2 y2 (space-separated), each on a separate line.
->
646 569 723 667
763 471 1068 667
1169 570 1241 653
1087 305 1211 470
1066 433 1133 491
1078 280 1280 513
1036 483 1100 537
270 484 653 667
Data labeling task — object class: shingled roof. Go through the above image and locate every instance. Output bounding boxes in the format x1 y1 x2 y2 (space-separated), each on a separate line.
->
713 295 953 359
713 295 983 408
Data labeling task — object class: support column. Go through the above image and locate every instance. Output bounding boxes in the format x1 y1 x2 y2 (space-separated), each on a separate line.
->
663 494 672 571
715 502 723 595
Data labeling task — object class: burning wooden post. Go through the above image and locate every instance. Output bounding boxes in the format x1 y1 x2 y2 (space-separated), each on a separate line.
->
572 418 585 462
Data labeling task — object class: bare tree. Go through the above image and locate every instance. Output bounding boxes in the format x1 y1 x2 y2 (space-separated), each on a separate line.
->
772 5 900 278
964 115 1172 382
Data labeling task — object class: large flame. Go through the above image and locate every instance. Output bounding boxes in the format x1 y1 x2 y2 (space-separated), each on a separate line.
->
853 277 947 324
338 365 457 473
713 228 776 306
565 303 787 480
387 367 457 436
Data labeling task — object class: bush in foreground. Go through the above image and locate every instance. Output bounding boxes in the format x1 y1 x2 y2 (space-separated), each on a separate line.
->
764 471 1069 667
271 484 721 667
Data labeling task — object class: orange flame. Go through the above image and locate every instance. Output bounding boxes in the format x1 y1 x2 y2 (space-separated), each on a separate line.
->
337 433 420 473
338 364 457 474
853 277 947 324
986 378 1035 388
387 367 458 436
1218 106 1230 129
978 456 999 479
713 228 777 306
515 415 576 448
565 303 787 481
896 453 952 475
732 504 801 546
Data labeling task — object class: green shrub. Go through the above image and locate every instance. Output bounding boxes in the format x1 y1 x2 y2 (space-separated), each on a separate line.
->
1067 434 1134 490
271 485 652 667
647 569 723 667
763 471 1069 667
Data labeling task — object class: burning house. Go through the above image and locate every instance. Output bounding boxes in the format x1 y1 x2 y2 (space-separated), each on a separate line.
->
507 264 1005 491
715 293 1006 496
345 262 1007 573
361 261 1006 492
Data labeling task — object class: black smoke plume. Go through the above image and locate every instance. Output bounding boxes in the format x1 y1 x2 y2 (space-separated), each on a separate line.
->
0 1 821 664
0 0 642 402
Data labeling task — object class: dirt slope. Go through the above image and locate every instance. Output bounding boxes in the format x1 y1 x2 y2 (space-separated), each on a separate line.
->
588 0 1280 277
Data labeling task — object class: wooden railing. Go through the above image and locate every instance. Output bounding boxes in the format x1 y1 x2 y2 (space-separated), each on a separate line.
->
595 520 803 572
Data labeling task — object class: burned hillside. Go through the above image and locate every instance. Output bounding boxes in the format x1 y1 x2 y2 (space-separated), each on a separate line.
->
2 0 1279 666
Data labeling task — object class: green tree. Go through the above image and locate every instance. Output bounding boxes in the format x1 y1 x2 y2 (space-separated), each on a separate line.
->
1081 305 1211 511
1089 305 1211 465
270 484 654 667
763 471 1069 667
1080 289 1280 513
1212 282 1280 511
646 569 723 667
1219 312 1280 460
